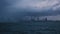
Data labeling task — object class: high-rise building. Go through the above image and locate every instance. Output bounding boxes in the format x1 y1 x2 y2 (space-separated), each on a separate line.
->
45 17 47 21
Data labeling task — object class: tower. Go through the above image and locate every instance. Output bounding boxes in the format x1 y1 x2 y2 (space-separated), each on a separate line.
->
45 17 47 21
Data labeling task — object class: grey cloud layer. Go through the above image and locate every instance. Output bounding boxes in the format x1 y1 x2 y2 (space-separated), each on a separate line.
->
13 0 60 11
1 0 60 16
0 0 60 21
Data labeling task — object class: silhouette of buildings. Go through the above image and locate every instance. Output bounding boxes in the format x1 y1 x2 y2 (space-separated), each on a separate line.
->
23 16 48 21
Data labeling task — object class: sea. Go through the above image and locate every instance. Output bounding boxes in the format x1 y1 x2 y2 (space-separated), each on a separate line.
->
0 21 60 34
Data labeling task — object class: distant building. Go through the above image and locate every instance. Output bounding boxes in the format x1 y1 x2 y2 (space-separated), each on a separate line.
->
45 17 47 21
38 17 47 21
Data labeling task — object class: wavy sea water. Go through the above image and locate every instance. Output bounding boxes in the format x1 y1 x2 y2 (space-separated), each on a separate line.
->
0 21 60 34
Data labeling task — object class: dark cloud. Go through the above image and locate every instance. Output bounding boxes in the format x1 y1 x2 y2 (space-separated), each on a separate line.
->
0 0 60 21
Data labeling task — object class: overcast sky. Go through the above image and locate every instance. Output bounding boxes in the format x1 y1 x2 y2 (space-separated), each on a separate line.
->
0 0 60 20
5 0 60 11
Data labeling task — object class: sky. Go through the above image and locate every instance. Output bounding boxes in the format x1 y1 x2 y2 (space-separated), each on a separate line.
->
5 0 60 11
0 0 60 21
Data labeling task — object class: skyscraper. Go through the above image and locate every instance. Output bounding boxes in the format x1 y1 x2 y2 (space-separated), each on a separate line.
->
45 17 47 21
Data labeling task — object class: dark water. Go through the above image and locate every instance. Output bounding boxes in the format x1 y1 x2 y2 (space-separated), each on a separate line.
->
0 21 60 34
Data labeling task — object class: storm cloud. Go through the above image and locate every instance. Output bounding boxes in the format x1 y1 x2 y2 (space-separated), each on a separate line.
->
1 0 60 12
11 0 60 11
0 0 60 21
